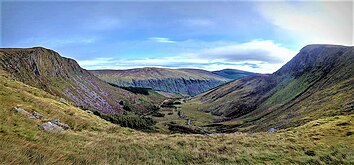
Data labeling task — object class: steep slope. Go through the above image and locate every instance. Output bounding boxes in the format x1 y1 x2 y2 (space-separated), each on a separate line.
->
0 69 353 164
212 69 257 80
0 47 160 114
192 45 354 131
90 68 231 96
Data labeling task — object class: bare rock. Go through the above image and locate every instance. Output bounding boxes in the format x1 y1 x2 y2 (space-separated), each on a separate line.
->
50 119 70 130
59 98 68 104
86 110 93 114
13 107 36 119
32 111 44 119
313 122 321 126
268 128 277 133
39 122 64 133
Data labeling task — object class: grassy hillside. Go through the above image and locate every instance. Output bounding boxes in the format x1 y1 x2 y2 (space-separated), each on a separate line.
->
0 47 164 114
186 45 354 132
91 67 231 96
0 69 353 164
91 67 229 81
212 69 257 80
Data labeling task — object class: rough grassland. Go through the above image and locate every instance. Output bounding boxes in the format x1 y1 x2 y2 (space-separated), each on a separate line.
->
0 70 353 164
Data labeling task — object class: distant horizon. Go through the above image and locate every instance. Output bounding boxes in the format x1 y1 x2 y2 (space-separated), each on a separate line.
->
1 0 352 73
87 66 257 73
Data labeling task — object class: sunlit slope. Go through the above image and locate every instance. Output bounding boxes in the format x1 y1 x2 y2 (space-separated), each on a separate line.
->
193 45 354 131
0 69 353 164
0 47 161 114
90 68 230 96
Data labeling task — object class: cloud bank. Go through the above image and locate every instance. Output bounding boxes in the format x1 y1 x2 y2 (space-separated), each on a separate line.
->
149 37 176 43
79 40 296 73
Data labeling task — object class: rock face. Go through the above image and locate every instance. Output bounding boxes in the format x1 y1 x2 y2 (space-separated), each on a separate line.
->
0 47 157 114
90 68 235 96
196 45 354 131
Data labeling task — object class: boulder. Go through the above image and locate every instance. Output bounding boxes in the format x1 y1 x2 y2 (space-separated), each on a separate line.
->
13 107 36 119
39 122 64 133
313 122 321 126
59 98 68 104
50 119 70 130
268 128 277 133
86 110 93 114
32 111 44 119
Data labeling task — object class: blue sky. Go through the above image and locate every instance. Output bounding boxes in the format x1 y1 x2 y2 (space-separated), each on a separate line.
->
1 0 352 73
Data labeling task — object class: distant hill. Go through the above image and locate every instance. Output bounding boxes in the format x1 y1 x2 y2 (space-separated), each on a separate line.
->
90 68 233 96
0 47 162 114
212 69 257 80
192 45 354 132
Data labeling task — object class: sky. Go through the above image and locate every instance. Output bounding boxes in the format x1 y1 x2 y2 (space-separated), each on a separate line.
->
1 0 353 73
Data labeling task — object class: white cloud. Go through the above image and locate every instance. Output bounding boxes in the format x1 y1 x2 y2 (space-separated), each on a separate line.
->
257 1 353 47
79 40 296 74
199 40 296 64
148 37 176 43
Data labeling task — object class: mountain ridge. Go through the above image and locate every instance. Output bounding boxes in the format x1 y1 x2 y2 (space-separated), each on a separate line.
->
90 67 255 96
0 47 161 114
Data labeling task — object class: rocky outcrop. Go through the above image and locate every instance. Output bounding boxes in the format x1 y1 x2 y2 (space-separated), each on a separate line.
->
39 121 65 133
12 106 68 133
50 119 70 130
13 107 44 119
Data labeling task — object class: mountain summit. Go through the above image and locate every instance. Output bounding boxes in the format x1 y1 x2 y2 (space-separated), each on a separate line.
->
193 45 354 132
